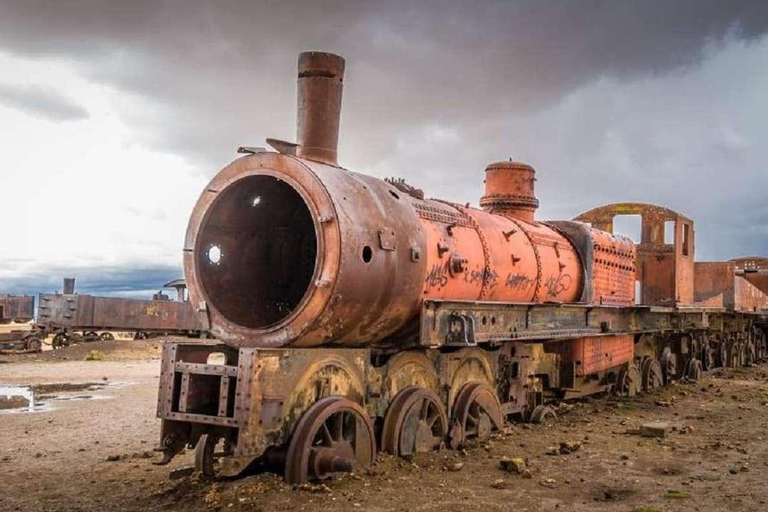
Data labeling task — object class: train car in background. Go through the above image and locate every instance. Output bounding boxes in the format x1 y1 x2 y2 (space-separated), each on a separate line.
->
37 278 205 348
0 279 205 354
0 294 35 323
0 295 39 352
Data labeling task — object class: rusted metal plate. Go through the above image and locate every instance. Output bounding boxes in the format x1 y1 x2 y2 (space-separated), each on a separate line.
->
0 295 34 323
554 335 634 376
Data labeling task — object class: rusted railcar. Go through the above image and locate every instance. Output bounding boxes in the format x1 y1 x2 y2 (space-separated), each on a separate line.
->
0 295 39 353
154 52 768 483
35 279 205 348
0 295 34 323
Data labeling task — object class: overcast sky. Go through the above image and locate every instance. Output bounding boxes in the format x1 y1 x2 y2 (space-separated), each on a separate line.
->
1 0 767 297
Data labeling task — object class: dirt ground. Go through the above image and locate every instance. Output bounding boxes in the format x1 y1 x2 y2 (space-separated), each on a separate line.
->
2 343 768 512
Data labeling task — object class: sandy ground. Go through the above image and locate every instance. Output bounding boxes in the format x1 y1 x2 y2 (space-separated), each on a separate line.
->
2 344 768 512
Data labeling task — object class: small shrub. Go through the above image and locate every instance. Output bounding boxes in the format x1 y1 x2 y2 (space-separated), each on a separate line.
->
84 350 106 361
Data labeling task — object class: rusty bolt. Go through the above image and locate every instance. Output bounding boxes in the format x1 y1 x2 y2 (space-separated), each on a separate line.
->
450 254 467 275
503 229 517 241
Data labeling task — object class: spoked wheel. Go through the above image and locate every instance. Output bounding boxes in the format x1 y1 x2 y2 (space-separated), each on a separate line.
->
528 405 556 424
99 332 115 341
616 363 641 397
755 328 768 362
685 358 703 381
52 333 69 349
641 359 663 393
717 338 728 368
660 348 677 384
84 331 98 342
729 342 744 368
448 382 503 449
195 433 226 478
700 341 716 371
745 333 757 366
381 387 448 457
285 397 376 484
23 335 42 353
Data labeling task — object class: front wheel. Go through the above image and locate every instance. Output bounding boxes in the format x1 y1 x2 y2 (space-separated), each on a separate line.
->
284 397 376 484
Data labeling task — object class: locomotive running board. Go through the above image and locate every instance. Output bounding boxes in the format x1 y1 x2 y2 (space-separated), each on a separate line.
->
417 299 747 348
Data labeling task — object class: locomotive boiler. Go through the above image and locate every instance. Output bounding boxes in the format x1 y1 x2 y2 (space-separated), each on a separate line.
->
156 52 768 483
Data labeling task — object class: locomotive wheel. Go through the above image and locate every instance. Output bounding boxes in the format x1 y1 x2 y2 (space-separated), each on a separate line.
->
134 332 148 340
381 386 448 457
99 332 115 341
717 339 728 368
729 342 743 368
285 397 376 484
616 364 641 397
194 433 224 478
756 329 768 362
660 348 677 384
685 359 703 381
745 331 758 366
700 342 716 371
84 331 98 342
641 359 663 393
448 382 503 449
528 405 556 424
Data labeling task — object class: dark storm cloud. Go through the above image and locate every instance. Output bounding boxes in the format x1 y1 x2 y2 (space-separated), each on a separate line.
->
0 83 89 121
0 0 767 294
1 0 766 166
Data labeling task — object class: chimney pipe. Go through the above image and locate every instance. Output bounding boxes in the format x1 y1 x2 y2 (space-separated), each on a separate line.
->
296 51 345 166
63 277 75 295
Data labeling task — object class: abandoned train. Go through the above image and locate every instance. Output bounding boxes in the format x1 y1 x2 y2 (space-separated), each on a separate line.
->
155 52 768 483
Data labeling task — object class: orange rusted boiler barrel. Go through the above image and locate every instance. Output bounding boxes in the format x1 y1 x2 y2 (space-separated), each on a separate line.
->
183 52 584 348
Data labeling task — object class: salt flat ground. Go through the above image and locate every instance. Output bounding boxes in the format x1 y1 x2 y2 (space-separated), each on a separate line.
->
1 344 768 512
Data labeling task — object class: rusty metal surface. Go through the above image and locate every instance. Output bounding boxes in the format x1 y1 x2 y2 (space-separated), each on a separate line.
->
694 261 768 312
575 202 695 306
0 295 34 323
480 160 539 223
732 257 768 296
550 334 634 376
295 52 345 166
694 262 735 308
37 293 203 332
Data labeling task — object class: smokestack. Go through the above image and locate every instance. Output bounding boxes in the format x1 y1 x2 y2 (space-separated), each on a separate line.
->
63 277 75 295
296 51 345 166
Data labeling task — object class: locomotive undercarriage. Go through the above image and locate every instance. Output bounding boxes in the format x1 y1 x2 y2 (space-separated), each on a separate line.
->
155 300 768 483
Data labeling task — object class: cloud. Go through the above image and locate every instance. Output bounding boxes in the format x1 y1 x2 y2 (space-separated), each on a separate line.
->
1 1 768 294
0 1 766 166
0 83 88 121
0 263 182 297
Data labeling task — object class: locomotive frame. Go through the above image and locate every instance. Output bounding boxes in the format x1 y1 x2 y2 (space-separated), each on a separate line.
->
155 301 767 482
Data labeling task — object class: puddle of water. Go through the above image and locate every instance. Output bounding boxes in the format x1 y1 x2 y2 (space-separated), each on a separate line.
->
0 381 131 414
0 386 36 412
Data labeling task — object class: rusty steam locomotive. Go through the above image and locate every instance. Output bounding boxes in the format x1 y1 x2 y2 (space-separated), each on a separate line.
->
155 52 768 483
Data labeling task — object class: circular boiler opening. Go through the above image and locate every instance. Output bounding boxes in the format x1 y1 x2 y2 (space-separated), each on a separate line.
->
197 175 318 329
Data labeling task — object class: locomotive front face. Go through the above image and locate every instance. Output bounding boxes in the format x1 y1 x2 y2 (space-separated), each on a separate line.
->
184 152 429 348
